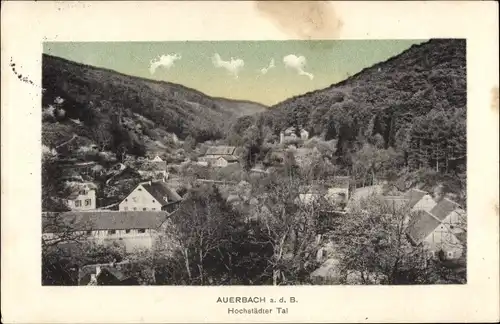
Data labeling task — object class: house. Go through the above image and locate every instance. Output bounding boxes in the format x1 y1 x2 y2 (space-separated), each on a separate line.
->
66 182 97 211
42 210 172 251
200 146 239 167
279 126 309 144
406 198 466 260
298 179 349 209
151 155 163 162
118 180 182 212
79 262 141 286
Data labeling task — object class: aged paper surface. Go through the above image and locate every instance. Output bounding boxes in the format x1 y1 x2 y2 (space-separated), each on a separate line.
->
1 1 499 323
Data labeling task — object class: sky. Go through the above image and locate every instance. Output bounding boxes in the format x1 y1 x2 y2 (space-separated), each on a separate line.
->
43 40 426 106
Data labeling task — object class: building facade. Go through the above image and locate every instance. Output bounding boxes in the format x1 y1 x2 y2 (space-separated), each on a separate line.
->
42 210 173 252
118 180 182 212
66 182 97 211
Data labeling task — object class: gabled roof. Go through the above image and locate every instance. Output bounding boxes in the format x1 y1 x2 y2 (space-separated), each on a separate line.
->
205 146 236 156
42 211 170 233
407 210 442 245
403 188 428 208
141 181 182 206
429 198 460 221
79 261 133 285
218 155 239 162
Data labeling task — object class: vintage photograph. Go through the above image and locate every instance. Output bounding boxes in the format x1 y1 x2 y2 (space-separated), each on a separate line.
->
41 39 467 286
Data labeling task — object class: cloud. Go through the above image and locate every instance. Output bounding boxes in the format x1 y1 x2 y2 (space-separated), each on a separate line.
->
149 53 181 74
212 53 244 79
259 58 276 75
283 54 314 80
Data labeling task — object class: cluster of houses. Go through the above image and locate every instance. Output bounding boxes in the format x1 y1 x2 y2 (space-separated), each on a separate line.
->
349 185 467 260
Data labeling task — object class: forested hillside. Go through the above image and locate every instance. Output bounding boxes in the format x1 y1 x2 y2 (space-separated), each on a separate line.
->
232 39 467 202
42 54 267 155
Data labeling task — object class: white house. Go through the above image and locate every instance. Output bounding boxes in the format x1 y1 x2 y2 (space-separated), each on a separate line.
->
279 126 309 144
151 155 163 162
119 180 182 213
200 146 239 167
66 182 97 211
407 198 466 260
42 210 173 252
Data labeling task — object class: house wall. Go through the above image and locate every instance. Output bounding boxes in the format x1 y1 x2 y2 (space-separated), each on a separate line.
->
118 185 163 211
67 189 96 211
422 224 464 259
44 229 157 252
215 158 228 168
326 188 349 202
412 195 437 212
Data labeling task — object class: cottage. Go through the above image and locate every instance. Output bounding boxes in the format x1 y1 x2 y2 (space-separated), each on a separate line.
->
119 180 182 212
200 146 239 167
42 210 172 251
279 126 309 144
79 262 141 286
66 182 97 211
406 198 466 260
298 179 349 209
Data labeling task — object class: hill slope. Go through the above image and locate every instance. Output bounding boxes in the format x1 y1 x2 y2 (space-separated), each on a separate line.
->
42 54 267 153
231 39 466 199
248 39 465 163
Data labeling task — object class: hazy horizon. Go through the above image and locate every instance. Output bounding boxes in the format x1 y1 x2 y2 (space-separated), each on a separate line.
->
43 40 427 106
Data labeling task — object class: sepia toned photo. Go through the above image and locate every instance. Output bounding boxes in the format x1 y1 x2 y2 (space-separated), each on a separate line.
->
41 39 467 286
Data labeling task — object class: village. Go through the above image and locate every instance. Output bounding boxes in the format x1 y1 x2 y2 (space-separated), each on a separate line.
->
42 125 467 286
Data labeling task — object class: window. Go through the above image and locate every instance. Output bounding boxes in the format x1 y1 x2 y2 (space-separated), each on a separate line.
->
447 251 454 258
75 200 82 207
85 199 92 206
138 229 146 234
124 207 128 211
133 207 137 211
86 230 92 235
143 208 147 211
125 229 131 234
108 230 116 235
152 200 156 203
152 208 156 211
125 199 128 202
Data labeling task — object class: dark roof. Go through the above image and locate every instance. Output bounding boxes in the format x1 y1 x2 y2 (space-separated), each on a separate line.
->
219 155 239 162
429 198 460 221
205 146 236 156
42 211 169 233
407 210 442 245
78 262 132 285
141 181 182 206
403 189 428 208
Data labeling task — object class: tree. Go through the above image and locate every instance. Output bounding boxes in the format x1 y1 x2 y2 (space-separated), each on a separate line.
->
251 174 325 285
169 185 243 285
329 195 426 284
